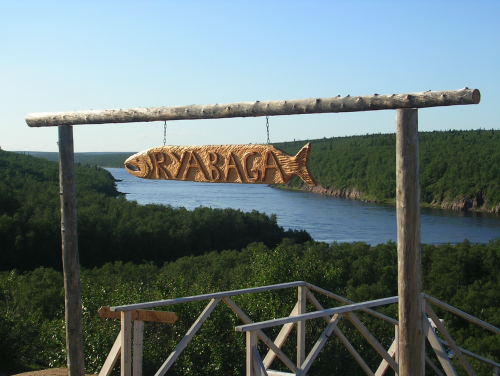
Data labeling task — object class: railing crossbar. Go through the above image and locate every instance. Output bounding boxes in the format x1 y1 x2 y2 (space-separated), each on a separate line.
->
437 339 500 368
423 294 500 336
111 281 306 312
306 283 399 326
236 296 398 332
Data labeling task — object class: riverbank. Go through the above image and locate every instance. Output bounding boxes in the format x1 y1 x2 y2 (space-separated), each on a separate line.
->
274 183 500 214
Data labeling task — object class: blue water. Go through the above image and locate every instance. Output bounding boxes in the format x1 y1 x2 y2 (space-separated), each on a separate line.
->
106 168 500 245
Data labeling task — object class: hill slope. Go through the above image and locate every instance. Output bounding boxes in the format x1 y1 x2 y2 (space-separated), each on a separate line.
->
273 129 500 213
0 150 310 272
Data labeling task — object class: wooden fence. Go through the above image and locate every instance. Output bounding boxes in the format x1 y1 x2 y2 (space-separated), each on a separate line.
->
100 281 500 376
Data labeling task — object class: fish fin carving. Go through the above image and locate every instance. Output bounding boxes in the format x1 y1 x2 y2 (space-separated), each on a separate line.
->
293 143 317 186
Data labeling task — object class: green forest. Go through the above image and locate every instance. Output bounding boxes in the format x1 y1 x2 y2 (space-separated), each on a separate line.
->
23 128 500 212
273 129 500 212
1 132 500 375
0 150 309 272
2 240 500 375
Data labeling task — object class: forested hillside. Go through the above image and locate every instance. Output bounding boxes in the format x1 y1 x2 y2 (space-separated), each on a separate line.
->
274 129 500 212
1 240 499 375
0 150 309 272
19 151 134 167
18 129 500 212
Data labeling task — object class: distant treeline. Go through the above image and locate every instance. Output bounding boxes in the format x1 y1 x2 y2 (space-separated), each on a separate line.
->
273 129 500 212
2 239 499 374
0 150 310 272
16 151 135 168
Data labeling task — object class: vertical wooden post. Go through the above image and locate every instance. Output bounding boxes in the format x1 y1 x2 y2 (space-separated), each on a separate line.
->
133 320 144 376
58 125 85 376
246 331 257 376
394 325 399 365
396 109 424 375
121 311 132 376
297 285 306 368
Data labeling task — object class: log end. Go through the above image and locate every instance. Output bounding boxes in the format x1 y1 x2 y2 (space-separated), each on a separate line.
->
472 89 481 104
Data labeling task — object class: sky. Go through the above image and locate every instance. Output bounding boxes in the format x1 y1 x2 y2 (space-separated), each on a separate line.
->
1 0 499 152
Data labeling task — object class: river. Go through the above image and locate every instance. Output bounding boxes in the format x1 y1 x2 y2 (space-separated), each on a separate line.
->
106 168 500 245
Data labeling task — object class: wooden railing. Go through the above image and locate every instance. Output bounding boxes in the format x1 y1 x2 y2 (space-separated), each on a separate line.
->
100 281 500 376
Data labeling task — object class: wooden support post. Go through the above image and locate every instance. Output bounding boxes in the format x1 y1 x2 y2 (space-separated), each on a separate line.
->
133 320 144 376
297 285 306 368
58 125 84 376
121 311 132 376
396 109 424 376
247 331 258 376
394 325 399 365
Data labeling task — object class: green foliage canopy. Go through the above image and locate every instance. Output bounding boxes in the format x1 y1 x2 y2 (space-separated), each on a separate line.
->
274 129 500 209
0 150 310 272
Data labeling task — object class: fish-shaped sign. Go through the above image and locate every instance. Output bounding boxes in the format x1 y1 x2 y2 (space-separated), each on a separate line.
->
124 143 317 186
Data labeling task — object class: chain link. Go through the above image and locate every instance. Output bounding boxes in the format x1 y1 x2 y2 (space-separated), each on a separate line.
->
163 121 167 146
266 116 270 144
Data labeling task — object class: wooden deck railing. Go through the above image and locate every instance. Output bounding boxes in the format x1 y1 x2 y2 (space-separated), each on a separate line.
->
99 281 500 376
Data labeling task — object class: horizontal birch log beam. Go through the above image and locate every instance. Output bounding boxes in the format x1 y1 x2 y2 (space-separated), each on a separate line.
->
26 88 480 127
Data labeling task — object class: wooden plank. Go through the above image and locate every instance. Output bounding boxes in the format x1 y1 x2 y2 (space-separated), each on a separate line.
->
247 331 257 376
222 297 298 373
297 314 342 376
396 108 425 376
133 321 144 376
58 125 85 376
98 331 122 376
155 298 220 376
426 304 477 376
112 281 306 311
98 306 178 323
374 338 397 376
26 88 480 127
345 312 399 374
423 294 500 336
297 285 307 367
266 371 296 376
426 355 445 376
494 366 499 376
423 314 457 376
334 327 375 376
262 303 299 370
236 296 399 332
121 311 132 376
306 283 399 326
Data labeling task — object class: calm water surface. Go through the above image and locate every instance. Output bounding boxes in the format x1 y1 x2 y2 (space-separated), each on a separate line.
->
107 168 500 245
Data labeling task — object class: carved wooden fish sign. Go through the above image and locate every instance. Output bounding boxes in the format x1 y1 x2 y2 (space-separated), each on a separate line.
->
124 143 317 186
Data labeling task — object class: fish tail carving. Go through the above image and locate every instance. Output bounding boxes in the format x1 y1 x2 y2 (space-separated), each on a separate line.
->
292 143 316 186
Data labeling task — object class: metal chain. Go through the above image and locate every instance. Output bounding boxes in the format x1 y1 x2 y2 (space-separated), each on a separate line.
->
266 116 270 144
163 121 167 146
